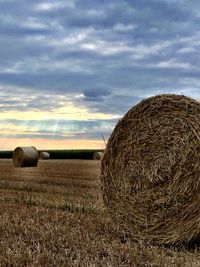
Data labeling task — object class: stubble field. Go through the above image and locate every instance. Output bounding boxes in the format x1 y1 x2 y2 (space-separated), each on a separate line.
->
0 159 200 267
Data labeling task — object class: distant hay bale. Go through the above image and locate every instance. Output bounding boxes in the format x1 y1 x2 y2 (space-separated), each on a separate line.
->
93 151 104 160
39 151 50 160
100 94 200 245
13 146 39 167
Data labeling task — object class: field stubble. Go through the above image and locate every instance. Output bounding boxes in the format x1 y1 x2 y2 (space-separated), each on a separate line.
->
0 159 200 266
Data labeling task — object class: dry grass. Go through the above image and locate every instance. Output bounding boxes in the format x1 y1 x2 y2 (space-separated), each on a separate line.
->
0 159 200 266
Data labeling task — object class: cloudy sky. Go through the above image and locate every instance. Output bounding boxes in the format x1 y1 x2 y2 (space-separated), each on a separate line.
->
0 0 200 150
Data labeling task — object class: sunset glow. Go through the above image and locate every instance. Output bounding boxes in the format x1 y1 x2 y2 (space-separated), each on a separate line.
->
0 1 200 150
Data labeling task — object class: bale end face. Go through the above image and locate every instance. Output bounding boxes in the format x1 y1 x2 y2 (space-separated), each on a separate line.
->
100 94 200 245
13 146 39 167
93 151 104 160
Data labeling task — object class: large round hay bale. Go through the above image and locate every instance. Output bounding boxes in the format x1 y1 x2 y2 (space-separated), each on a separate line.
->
39 151 50 160
100 94 200 245
13 146 39 167
93 151 104 160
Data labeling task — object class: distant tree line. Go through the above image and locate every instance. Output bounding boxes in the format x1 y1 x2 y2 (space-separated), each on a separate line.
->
0 149 104 160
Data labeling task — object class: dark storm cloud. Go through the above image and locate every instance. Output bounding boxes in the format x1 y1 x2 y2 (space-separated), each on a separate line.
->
83 87 111 102
1 0 200 142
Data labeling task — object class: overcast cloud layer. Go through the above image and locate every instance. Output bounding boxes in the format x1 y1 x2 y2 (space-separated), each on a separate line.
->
0 0 200 149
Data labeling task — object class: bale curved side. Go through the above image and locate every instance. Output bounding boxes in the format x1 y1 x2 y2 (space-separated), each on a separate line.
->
93 151 104 160
39 151 50 160
13 146 39 167
100 94 200 245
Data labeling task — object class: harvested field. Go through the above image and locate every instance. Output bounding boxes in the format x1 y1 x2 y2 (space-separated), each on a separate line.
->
0 159 200 266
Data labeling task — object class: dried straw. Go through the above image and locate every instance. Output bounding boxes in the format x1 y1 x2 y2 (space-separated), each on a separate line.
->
93 151 104 160
100 94 200 245
13 146 39 167
39 151 50 160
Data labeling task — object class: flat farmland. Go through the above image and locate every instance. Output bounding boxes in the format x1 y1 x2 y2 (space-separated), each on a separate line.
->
0 159 200 267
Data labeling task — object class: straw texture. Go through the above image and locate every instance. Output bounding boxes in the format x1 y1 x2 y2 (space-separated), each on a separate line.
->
100 94 200 245
13 147 39 167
